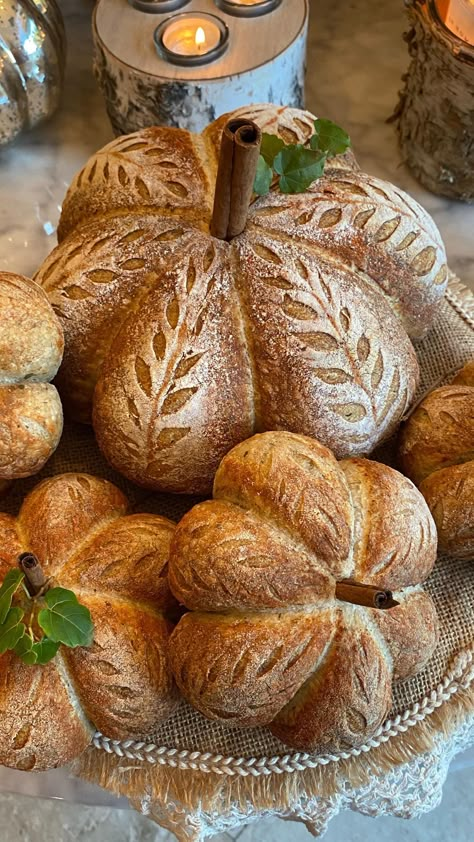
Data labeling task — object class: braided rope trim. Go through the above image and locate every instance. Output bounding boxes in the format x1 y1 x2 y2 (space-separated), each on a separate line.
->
445 285 474 329
92 647 474 777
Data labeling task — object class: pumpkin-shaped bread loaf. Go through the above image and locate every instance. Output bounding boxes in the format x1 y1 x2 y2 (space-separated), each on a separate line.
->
36 105 448 494
0 272 63 487
399 361 474 559
168 432 438 753
0 473 177 771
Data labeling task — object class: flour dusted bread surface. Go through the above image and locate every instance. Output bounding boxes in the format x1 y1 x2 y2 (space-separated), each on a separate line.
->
168 432 438 753
0 474 178 771
399 361 474 558
0 272 64 480
37 105 447 494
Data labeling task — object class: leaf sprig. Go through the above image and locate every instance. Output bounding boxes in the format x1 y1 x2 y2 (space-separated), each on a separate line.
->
0 568 93 666
254 118 351 196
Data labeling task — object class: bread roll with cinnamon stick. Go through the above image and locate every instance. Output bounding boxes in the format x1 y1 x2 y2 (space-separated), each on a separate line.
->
169 431 438 753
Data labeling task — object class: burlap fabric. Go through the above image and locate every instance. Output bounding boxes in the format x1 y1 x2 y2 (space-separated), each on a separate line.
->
2 276 473 838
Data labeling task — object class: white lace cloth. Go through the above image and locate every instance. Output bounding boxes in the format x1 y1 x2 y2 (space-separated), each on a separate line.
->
135 715 474 839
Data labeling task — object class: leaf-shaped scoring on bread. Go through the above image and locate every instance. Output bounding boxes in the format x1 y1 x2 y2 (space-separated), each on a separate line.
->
36 216 204 424
340 458 437 589
0 474 179 769
235 233 418 457
249 170 447 338
58 126 217 241
169 432 438 752
169 609 337 727
92 234 254 494
169 499 334 611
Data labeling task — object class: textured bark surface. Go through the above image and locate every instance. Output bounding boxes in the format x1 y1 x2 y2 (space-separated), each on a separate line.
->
397 0 474 202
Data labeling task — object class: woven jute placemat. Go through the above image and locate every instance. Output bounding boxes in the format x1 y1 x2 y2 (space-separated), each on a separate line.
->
3 275 473 830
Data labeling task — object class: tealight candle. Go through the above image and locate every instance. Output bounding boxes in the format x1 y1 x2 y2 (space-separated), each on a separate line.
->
154 13 229 66
129 0 190 12
215 0 282 17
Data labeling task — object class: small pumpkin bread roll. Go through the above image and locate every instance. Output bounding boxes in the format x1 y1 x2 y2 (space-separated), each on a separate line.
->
0 272 64 482
169 431 438 754
399 361 474 558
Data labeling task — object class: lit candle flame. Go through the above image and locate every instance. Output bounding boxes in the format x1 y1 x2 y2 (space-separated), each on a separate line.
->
195 26 206 52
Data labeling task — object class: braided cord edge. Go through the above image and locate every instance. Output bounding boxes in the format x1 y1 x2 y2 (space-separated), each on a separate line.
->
92 647 474 777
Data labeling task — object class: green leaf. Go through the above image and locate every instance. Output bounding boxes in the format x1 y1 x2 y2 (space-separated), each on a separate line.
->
0 607 25 654
274 145 327 194
311 119 351 157
260 133 285 167
38 588 93 648
254 156 273 196
31 638 60 665
0 569 25 625
14 633 38 666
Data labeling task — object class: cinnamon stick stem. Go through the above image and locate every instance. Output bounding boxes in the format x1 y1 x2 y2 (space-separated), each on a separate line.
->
210 118 262 241
335 581 399 610
18 553 48 597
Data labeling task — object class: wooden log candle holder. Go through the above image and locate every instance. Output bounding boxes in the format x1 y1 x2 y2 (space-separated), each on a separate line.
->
395 0 474 202
92 0 309 134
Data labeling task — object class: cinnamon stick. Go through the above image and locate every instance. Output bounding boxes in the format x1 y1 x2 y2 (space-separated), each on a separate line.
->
335 581 399 611
18 553 48 596
210 118 262 241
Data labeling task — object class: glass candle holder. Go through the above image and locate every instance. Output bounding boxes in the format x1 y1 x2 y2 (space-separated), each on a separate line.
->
129 0 190 13
154 12 229 66
214 0 282 18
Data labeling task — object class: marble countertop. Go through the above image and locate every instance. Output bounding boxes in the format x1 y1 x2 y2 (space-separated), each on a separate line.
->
0 0 472 811
1 0 473 291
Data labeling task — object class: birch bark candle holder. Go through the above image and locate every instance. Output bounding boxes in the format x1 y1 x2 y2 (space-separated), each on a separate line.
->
396 0 474 202
93 0 309 134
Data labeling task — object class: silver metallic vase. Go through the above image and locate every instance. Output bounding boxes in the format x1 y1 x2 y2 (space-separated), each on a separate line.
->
0 0 66 146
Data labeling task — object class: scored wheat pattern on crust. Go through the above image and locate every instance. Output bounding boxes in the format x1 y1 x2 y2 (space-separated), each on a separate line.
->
245 237 416 451
91 235 239 489
37 107 452 493
250 172 448 333
72 133 195 202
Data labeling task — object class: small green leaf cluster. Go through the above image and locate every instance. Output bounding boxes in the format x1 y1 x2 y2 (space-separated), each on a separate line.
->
0 569 93 666
254 118 351 196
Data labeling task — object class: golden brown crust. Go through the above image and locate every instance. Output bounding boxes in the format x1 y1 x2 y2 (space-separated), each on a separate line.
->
0 272 64 481
64 595 177 740
169 431 438 752
270 614 392 753
0 272 63 381
57 128 217 242
169 609 336 728
0 384 63 479
420 463 474 558
37 106 446 494
340 458 437 589
0 513 24 578
169 499 333 611
399 384 474 485
0 473 178 769
18 473 128 575
234 236 419 457
61 512 176 610
213 432 353 576
452 361 474 387
398 362 474 559
372 589 438 680
248 172 447 339
0 652 93 771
